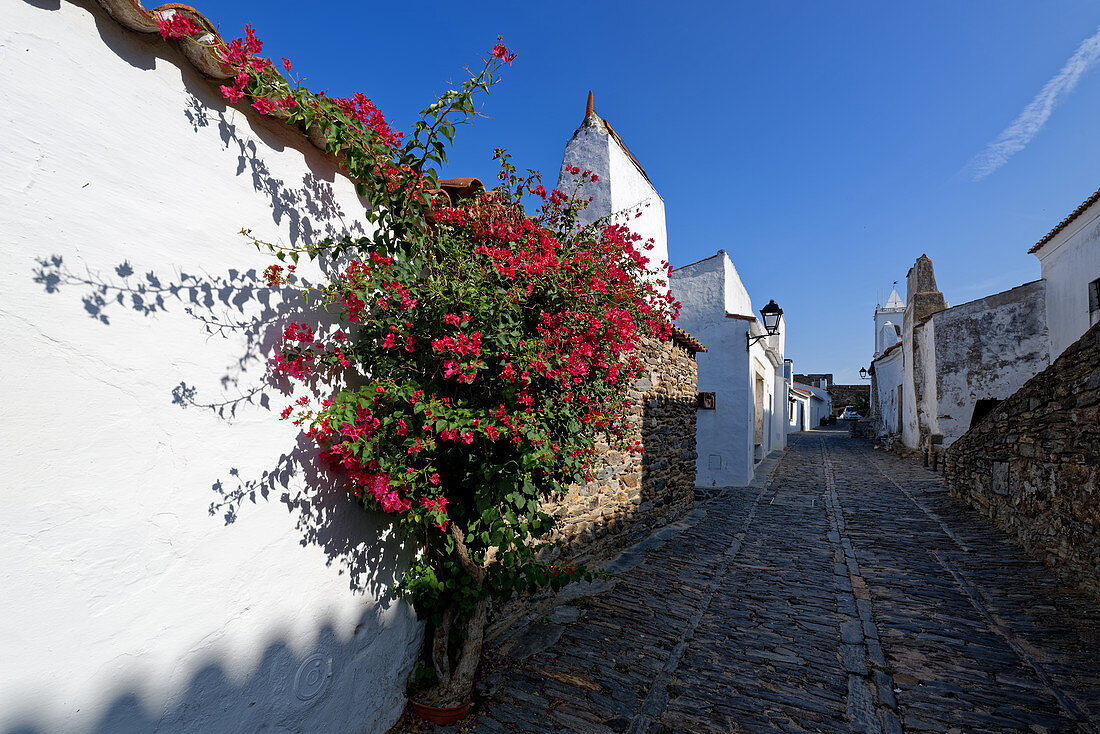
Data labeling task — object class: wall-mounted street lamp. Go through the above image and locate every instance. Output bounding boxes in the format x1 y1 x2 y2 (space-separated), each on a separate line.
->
747 300 783 349
859 367 869 380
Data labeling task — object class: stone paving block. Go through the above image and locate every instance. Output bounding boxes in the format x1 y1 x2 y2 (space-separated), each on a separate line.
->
460 430 1100 734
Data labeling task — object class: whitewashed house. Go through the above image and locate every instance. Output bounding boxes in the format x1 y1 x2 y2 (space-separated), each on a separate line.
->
872 186 1100 450
871 255 1048 449
671 252 787 486
2 2 421 732
787 381 829 433
788 384 814 432
872 254 1048 450
1030 187 1100 359
873 288 904 359
557 92 669 296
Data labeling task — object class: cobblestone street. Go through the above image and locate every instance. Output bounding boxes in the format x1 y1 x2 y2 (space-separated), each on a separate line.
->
474 428 1100 733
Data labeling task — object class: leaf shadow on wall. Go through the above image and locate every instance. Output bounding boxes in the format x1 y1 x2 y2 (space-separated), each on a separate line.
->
12 2 418 732
24 0 402 594
30 252 407 598
26 41 400 597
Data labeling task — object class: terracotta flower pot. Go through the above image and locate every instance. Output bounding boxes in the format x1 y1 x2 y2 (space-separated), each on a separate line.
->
409 699 470 725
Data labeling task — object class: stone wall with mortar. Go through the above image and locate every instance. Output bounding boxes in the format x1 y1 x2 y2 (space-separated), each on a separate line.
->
945 321 1100 600
542 336 699 563
830 384 870 413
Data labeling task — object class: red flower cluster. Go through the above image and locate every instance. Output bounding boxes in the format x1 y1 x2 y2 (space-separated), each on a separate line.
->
491 43 517 64
330 93 403 148
156 13 202 40
262 263 295 287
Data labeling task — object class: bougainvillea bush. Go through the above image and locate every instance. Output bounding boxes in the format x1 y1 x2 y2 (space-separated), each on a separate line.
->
161 13 676 707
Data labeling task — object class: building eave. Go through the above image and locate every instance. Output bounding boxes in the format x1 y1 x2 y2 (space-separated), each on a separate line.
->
1030 184 1100 254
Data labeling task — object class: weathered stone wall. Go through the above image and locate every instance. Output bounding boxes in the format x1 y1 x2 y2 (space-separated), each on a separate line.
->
930 280 1048 447
830 384 870 414
542 336 698 562
795 372 832 388
945 321 1100 600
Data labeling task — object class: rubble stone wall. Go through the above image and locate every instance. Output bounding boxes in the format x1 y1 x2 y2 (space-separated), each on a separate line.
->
830 384 870 414
945 321 1100 599
542 336 699 562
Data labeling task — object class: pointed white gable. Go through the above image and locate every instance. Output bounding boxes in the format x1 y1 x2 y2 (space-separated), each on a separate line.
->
558 92 669 296
884 288 904 310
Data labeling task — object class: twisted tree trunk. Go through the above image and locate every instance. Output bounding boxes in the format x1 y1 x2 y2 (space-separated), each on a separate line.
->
423 524 495 707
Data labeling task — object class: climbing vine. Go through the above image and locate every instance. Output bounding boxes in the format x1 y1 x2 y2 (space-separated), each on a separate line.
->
159 12 676 707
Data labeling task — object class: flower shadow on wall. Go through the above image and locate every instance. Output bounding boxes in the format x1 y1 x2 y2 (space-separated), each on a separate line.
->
183 92 366 247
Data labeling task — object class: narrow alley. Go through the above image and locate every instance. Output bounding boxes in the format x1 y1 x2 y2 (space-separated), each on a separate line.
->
473 428 1100 734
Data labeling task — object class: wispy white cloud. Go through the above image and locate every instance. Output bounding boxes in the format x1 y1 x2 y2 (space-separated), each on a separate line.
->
969 24 1100 180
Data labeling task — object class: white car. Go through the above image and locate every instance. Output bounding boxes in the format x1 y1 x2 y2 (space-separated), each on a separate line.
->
839 406 861 421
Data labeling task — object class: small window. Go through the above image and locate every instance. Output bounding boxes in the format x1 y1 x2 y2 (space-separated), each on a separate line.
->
1090 278 1100 325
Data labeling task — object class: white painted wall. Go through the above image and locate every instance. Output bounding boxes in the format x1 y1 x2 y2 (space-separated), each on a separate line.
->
722 252 755 318
928 281 1048 446
788 391 810 432
788 381 828 433
873 289 905 358
772 370 788 451
673 255 750 485
872 347 904 436
900 303 921 450
801 383 832 427
1034 202 1100 360
1 3 420 732
915 318 939 445
558 114 669 295
672 252 784 485
875 320 901 357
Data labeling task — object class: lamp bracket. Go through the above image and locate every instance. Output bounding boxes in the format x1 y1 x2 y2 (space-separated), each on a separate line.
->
747 332 772 349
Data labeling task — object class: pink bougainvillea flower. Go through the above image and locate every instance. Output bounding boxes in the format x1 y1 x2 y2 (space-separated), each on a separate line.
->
251 97 275 115
243 24 263 54
220 84 244 103
251 97 275 114
157 14 202 40
491 43 517 64
282 57 292 72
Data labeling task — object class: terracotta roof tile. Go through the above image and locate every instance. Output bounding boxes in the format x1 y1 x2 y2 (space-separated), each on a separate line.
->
670 325 707 353
432 178 485 206
94 0 337 153
1030 184 1100 254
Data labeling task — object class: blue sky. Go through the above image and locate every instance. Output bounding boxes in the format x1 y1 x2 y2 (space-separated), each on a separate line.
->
199 1 1100 382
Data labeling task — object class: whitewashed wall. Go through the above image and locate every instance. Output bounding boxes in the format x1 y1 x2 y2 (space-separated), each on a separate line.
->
914 318 939 446
873 292 904 358
672 252 783 486
928 281 1048 446
771 371 788 450
674 255 748 485
0 2 421 732
558 114 669 296
1035 202 1100 359
900 308 921 450
872 347 904 436
801 383 831 428
787 392 807 432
